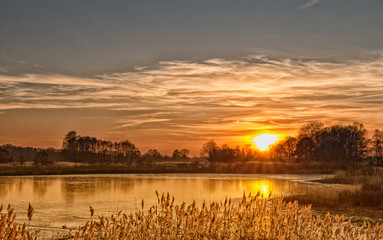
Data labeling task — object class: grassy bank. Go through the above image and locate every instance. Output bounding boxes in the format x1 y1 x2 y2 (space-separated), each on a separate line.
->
287 167 383 207
0 161 337 176
2 193 383 240
284 167 383 225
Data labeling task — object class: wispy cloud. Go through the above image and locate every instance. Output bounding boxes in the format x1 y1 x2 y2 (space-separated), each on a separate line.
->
301 0 322 9
1 54 383 153
3 56 44 68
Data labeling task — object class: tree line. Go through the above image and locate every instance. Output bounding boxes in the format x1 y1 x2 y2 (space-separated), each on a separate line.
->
1 121 383 166
62 131 141 164
0 144 60 165
200 141 264 163
0 131 192 166
200 121 383 166
61 131 192 165
269 121 368 163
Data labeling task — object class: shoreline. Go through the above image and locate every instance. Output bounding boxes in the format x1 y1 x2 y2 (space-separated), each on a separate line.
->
0 161 336 176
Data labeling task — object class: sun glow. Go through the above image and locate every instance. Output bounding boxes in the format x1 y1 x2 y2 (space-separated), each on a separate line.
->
251 180 273 198
252 134 279 151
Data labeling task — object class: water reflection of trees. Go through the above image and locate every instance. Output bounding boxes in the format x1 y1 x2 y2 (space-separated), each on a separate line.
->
32 177 52 197
0 179 10 196
1 176 348 211
0 177 55 199
60 177 135 203
203 179 218 193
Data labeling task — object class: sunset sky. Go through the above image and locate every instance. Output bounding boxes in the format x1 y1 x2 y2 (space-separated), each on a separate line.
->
1 0 383 154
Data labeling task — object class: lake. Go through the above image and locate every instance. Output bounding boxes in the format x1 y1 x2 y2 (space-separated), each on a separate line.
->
0 173 341 237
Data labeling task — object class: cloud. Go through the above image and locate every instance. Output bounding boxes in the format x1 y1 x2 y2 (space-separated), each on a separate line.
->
301 0 322 9
3 56 44 68
1 53 383 153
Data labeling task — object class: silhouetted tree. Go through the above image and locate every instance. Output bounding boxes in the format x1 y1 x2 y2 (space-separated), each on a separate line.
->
323 123 367 162
298 121 323 161
0 147 12 163
172 149 181 160
269 143 283 161
316 129 344 162
179 149 190 159
296 122 368 163
118 140 140 165
295 137 315 161
282 137 298 161
349 122 367 162
200 140 219 162
34 150 50 165
143 149 162 167
216 144 237 162
372 129 383 166
269 136 297 161
241 144 255 161
298 121 324 139
62 131 78 151
61 131 141 164
200 143 245 163
19 156 25 165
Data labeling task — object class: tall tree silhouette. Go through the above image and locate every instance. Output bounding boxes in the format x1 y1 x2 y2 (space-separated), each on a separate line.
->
372 129 383 166
298 121 323 161
200 140 219 162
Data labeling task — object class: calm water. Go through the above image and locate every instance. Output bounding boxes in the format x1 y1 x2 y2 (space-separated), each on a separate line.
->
0 174 337 236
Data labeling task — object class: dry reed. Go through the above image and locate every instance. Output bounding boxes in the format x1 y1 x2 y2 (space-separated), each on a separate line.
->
27 203 34 221
2 193 383 239
0 204 38 239
68 192 382 240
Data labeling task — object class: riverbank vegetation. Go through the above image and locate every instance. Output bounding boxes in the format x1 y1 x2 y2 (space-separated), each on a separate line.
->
2 193 383 240
282 167 383 226
0 160 341 176
286 167 383 207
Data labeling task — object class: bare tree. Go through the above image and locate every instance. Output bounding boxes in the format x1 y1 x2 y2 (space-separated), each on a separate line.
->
372 129 383 166
180 149 190 159
200 140 219 162
172 149 181 160
282 137 298 161
34 150 50 165
298 121 323 161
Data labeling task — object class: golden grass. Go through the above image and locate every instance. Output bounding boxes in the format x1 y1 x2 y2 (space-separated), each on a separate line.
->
27 203 34 221
292 167 383 208
2 193 383 239
329 168 383 186
67 192 382 240
0 204 38 240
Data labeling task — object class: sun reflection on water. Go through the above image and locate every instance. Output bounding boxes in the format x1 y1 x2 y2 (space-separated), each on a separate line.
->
251 180 272 198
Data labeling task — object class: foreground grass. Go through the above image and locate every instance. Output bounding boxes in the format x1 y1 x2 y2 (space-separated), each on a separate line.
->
0 205 38 240
4 193 383 240
70 193 383 239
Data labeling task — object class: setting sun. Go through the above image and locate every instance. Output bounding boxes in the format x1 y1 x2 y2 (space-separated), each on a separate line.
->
252 134 279 151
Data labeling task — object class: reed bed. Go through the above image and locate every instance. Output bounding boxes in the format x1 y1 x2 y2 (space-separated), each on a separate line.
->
68 192 382 240
2 193 383 239
298 168 383 208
